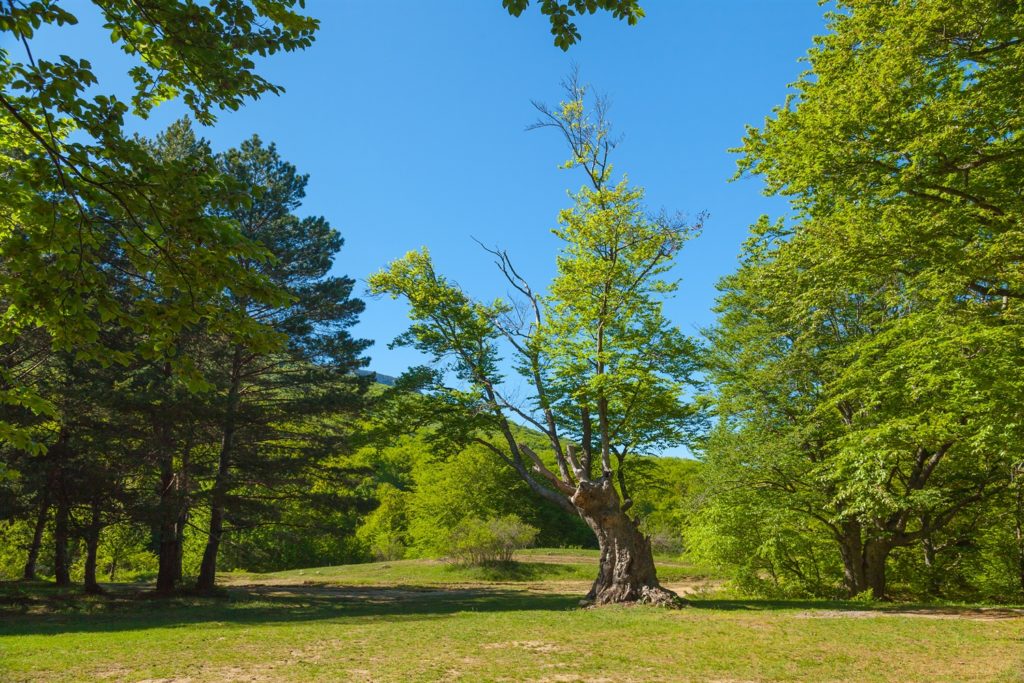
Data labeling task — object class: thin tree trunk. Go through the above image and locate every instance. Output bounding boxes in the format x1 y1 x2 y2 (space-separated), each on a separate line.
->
53 488 71 587
174 509 187 583
922 534 942 597
571 477 681 606
83 501 104 594
23 496 49 580
173 444 191 583
196 347 243 591
1015 486 1024 595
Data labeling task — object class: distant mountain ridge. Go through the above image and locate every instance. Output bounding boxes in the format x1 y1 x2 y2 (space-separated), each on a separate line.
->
357 369 397 386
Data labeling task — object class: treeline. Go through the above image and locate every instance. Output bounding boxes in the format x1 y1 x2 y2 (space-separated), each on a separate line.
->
0 0 677 596
0 120 371 593
689 0 1024 602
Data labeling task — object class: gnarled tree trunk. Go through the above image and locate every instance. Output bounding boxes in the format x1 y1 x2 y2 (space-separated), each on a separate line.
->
837 520 866 596
572 478 682 607
511 441 683 608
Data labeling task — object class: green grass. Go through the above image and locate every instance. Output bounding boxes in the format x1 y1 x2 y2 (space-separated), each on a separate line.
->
248 548 714 585
2 550 1022 682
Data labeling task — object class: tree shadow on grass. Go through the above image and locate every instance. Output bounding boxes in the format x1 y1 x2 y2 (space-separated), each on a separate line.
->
688 597 1024 618
0 581 582 637
688 598 857 611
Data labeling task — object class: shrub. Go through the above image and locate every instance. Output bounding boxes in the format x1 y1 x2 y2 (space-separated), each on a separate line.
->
645 526 684 556
445 514 538 565
369 532 407 561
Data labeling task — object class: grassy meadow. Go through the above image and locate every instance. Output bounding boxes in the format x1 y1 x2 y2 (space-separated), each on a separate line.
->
2 549 1022 683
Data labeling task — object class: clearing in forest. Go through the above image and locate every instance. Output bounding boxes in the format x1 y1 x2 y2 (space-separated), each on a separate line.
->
2 550 1022 683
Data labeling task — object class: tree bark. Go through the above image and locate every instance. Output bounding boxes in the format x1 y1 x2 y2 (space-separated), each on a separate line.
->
23 496 49 580
152 361 181 595
83 501 104 594
195 489 227 591
864 540 891 600
836 521 891 599
173 445 191 584
53 489 71 587
837 521 866 595
196 347 244 591
155 450 179 595
571 477 682 606
1015 485 1024 595
174 508 187 583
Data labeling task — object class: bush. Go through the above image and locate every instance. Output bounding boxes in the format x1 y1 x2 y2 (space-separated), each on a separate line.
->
445 514 538 565
644 526 684 556
368 531 407 561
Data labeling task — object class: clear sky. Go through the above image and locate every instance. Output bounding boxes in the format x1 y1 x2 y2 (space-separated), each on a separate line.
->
19 0 827 378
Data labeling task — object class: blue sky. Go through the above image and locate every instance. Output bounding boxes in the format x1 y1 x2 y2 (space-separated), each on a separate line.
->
20 0 827 379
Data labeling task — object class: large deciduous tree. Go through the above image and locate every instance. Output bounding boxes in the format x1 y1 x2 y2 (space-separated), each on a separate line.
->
699 219 1016 599
371 74 701 606
698 0 1024 600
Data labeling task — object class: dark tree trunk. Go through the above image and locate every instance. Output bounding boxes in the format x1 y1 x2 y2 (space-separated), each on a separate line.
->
153 361 180 595
173 509 187 583
835 522 891 599
83 501 104 594
864 540 891 600
23 497 49 580
53 491 71 587
196 347 243 592
195 496 225 591
837 521 866 596
571 477 682 606
155 452 179 595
